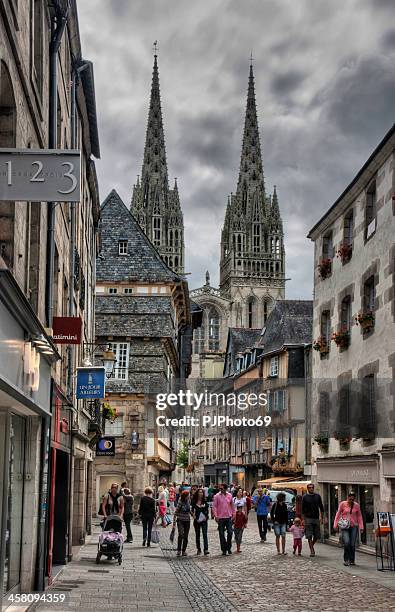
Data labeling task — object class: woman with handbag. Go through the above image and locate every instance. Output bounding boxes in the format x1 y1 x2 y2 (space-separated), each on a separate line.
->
174 490 192 556
192 489 210 555
334 491 364 566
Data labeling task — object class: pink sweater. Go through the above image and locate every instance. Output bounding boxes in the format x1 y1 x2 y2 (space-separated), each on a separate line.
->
289 524 304 539
213 492 234 519
334 501 364 530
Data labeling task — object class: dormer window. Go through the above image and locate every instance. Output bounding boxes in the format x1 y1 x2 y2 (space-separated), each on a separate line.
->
270 355 279 377
118 240 128 255
109 287 118 294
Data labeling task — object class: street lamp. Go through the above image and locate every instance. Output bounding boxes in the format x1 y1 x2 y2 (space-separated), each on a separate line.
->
131 431 139 448
102 347 117 378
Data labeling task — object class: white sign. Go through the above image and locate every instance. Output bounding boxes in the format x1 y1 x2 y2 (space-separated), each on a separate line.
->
0 149 81 202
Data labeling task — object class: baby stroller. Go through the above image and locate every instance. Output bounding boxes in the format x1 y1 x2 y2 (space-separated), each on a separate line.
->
96 514 124 565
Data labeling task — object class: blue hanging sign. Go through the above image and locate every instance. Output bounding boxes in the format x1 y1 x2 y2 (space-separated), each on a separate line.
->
76 366 105 399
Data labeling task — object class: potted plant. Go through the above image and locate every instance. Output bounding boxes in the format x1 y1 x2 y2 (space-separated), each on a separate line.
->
313 336 329 355
314 434 329 450
102 401 117 423
270 455 278 466
334 431 352 447
332 328 350 349
355 311 375 333
336 243 352 264
318 258 332 280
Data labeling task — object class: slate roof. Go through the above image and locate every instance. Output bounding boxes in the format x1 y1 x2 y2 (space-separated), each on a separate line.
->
95 294 175 337
96 189 180 283
223 328 261 377
257 300 313 355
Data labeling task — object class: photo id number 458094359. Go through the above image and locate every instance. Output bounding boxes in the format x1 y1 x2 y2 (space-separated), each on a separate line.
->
5 593 68 604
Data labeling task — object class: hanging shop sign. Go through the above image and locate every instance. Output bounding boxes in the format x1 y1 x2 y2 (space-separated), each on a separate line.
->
76 366 105 399
52 316 82 344
0 149 81 202
96 437 116 457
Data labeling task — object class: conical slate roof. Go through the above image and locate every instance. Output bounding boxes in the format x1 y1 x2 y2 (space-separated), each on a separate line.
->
97 189 179 283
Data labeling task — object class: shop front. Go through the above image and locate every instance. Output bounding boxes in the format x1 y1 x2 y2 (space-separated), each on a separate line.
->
0 266 57 604
316 456 379 549
204 462 229 486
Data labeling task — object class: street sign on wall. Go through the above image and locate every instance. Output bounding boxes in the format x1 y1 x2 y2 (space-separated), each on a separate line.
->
52 316 82 344
76 367 105 399
0 149 81 202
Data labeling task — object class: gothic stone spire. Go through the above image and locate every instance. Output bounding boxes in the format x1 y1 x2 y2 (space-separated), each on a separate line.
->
131 51 184 274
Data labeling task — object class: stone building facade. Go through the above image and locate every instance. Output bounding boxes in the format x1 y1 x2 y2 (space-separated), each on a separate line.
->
308 124 395 550
131 53 184 274
0 0 100 599
93 190 197 503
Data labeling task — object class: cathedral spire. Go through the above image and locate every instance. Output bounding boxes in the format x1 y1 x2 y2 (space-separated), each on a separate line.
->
236 61 265 196
141 52 168 188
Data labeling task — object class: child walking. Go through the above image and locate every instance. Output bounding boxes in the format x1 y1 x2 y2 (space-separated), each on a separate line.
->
289 517 304 556
233 505 248 553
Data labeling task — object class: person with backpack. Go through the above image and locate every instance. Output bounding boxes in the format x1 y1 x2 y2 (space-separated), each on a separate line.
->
122 487 134 543
139 487 157 547
334 491 364 566
174 490 192 556
101 483 124 521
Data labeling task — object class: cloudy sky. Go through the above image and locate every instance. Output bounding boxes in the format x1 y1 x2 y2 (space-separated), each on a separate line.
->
78 0 395 298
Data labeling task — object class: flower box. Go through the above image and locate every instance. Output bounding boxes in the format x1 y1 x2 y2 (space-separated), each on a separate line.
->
313 337 329 355
332 329 350 349
102 401 118 423
314 435 329 450
318 258 332 280
355 311 375 333
336 243 352 264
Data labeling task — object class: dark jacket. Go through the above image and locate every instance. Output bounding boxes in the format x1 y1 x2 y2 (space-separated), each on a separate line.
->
123 494 134 516
271 501 288 525
192 501 209 523
139 495 156 519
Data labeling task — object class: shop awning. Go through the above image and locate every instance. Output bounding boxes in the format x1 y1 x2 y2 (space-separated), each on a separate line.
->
257 476 296 487
271 480 312 493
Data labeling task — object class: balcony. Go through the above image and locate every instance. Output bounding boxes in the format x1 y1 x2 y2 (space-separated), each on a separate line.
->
270 453 303 475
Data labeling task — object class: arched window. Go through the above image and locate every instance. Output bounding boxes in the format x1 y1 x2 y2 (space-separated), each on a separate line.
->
253 224 260 253
153 217 161 245
193 323 205 355
248 298 255 328
263 300 269 323
208 306 220 351
174 256 179 269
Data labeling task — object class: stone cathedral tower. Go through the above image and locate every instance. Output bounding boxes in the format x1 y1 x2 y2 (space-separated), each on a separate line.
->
219 62 285 328
131 53 185 274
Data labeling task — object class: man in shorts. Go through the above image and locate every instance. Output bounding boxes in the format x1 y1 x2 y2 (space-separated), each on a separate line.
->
302 483 324 557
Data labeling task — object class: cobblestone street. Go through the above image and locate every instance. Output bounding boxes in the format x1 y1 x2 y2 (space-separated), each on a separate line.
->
26 515 395 612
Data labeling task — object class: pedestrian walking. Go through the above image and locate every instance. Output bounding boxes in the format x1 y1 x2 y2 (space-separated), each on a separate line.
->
139 487 156 547
120 481 127 496
233 504 248 553
174 490 192 556
213 483 234 556
334 491 364 566
289 517 304 556
233 488 247 514
122 487 134 543
192 489 210 555
252 486 271 542
169 482 176 514
302 483 324 557
243 490 252 515
271 492 288 555
158 487 168 527
101 483 124 521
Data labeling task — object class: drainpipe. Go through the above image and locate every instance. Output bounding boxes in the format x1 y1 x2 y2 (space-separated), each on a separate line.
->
45 3 69 327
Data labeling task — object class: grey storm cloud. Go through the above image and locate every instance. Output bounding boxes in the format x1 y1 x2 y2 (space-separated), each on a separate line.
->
78 0 395 299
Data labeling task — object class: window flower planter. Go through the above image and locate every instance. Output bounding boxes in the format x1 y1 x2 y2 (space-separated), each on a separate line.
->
313 337 329 355
334 431 352 447
355 311 375 333
332 329 350 349
318 258 332 280
336 243 352 264
314 435 329 451
102 401 118 423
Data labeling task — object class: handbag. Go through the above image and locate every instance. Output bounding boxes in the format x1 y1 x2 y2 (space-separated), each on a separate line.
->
338 516 350 530
151 527 160 544
169 526 176 543
164 513 172 526
197 512 207 523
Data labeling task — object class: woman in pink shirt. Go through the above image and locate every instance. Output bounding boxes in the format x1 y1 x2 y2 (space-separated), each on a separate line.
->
333 491 364 566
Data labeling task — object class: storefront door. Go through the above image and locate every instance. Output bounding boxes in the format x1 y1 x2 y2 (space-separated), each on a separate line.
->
329 484 339 536
358 486 375 547
2 414 25 594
